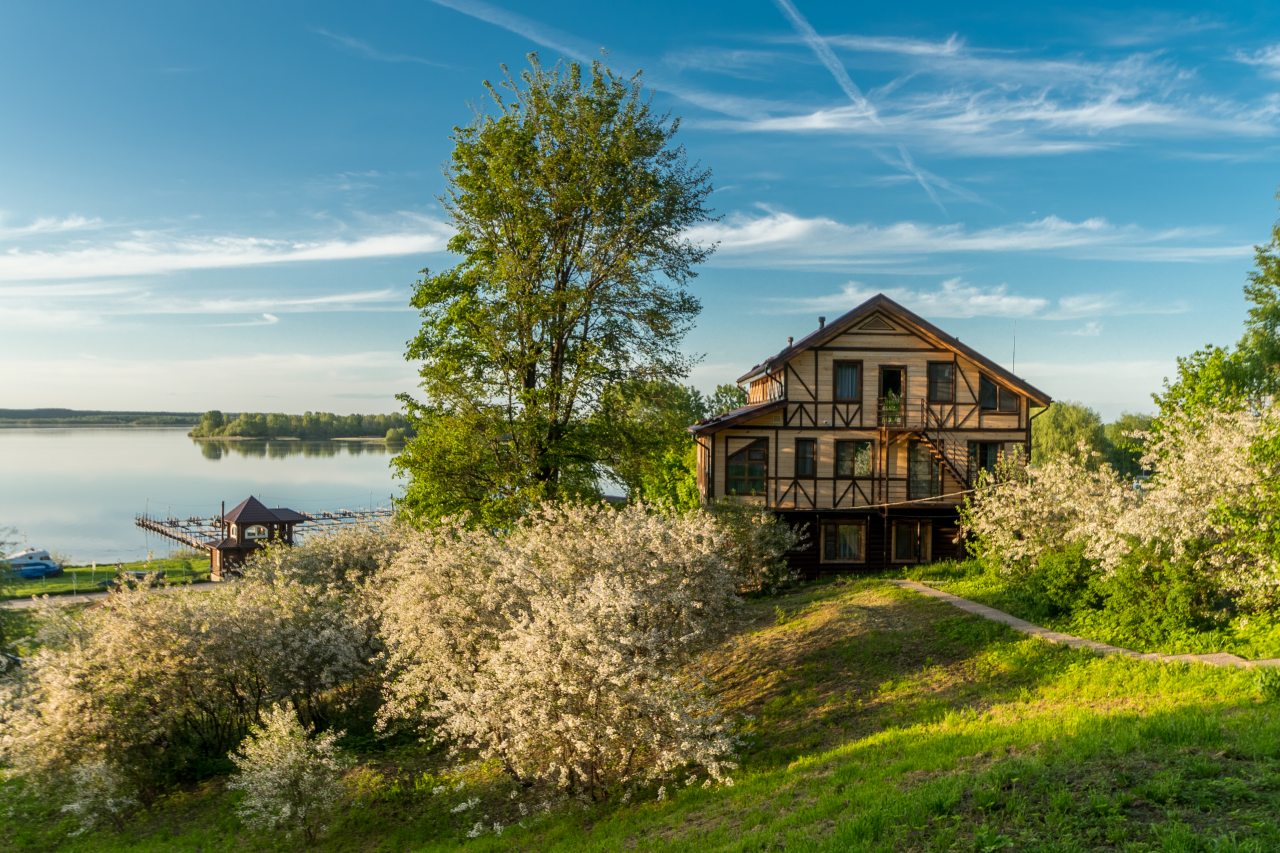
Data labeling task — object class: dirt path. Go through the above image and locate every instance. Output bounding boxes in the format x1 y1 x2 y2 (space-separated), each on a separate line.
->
888 578 1280 670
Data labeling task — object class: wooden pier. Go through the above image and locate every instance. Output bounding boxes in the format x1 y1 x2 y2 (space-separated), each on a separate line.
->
135 497 393 578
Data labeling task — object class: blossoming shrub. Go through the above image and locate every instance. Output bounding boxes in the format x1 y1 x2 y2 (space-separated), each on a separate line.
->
963 406 1280 639
376 502 739 800
1 529 385 804
229 703 348 843
706 500 806 594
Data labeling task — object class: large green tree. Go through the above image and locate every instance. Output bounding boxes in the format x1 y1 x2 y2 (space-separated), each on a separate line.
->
1031 401 1107 466
395 57 715 523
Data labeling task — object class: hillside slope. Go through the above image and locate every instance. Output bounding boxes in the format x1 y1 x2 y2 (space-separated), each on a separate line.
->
7 578 1279 851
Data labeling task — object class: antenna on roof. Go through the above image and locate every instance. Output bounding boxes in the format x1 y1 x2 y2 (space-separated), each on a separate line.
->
1012 320 1017 373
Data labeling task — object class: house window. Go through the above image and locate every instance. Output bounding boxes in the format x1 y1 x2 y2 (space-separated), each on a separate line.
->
794 438 816 477
821 520 867 563
907 441 942 498
979 375 1019 413
969 441 1003 475
245 524 269 541
927 362 955 403
726 439 767 496
835 439 873 478
834 361 861 401
892 520 932 563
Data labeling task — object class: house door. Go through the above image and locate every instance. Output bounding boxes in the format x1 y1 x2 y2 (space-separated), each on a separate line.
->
879 367 905 426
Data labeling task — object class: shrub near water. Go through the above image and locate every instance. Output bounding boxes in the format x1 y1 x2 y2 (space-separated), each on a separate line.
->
376 503 741 801
0 528 387 820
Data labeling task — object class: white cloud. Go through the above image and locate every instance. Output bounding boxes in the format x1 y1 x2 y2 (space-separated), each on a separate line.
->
211 313 281 328
0 222 452 282
1234 44 1280 78
768 279 1187 324
313 29 447 67
0 351 418 411
824 33 963 57
686 207 1248 266
778 279 1047 318
0 214 104 240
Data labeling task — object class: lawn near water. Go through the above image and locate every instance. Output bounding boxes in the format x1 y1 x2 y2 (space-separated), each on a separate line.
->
1 554 211 602
5 577 1280 851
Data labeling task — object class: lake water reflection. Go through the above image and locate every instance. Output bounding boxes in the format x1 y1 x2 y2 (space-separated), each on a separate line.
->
0 429 400 563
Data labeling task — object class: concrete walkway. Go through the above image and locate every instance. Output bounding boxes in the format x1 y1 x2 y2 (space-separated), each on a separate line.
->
887 578 1280 670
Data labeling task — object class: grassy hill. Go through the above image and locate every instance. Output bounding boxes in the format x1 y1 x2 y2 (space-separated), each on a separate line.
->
6 577 1280 851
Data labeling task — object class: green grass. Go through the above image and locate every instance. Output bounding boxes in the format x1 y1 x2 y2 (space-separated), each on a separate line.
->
904 560 1280 660
1 554 211 601
7 577 1280 850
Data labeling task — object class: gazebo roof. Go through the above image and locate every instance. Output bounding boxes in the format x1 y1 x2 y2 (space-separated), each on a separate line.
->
222 495 308 525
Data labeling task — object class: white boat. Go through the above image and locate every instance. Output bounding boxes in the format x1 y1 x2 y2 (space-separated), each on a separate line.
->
3 547 63 579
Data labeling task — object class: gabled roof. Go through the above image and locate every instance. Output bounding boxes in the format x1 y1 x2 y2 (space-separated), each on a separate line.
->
689 399 785 434
735 293 1052 406
223 495 309 525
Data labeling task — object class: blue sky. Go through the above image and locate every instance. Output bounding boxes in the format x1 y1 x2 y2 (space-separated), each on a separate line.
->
4 1 1280 419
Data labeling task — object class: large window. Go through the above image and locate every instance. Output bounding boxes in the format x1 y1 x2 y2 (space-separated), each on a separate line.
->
726 438 768 496
969 441 1003 475
835 439 873 478
907 441 942 498
892 519 932 563
979 375 1019 413
834 361 861 401
821 520 867 563
927 362 955 403
794 438 816 477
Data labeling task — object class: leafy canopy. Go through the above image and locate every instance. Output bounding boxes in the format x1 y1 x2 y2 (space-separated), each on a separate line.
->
395 55 715 523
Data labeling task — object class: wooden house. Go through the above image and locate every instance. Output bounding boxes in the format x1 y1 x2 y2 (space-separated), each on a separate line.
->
690 293 1052 573
210 495 308 580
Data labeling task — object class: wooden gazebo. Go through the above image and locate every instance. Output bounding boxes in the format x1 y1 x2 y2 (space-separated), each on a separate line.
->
210 495 308 580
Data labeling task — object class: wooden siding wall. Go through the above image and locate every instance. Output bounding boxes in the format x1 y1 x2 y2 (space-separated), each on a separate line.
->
702 311 1036 511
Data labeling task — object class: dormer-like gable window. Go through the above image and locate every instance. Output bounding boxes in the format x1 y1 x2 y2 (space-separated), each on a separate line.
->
979 374 1019 413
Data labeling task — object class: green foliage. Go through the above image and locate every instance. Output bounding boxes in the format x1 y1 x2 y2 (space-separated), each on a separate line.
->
705 383 747 417
706 500 806 594
593 379 706 505
395 55 714 525
1152 344 1248 427
190 410 410 440
1031 400 1106 465
1021 543 1098 619
1102 411 1153 477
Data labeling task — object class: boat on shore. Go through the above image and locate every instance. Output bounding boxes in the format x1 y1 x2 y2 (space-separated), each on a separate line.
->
3 548 63 579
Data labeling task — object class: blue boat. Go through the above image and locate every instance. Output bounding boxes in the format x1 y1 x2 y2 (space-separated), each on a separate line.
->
4 548 63 579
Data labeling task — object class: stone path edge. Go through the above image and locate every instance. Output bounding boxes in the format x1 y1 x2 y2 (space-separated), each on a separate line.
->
887 578 1280 670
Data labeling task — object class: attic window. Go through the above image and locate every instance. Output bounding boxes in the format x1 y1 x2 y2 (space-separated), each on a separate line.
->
979 375 1019 413
927 362 955 403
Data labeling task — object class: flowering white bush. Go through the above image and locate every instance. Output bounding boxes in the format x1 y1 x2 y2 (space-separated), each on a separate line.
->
707 501 806 593
965 406 1280 610
961 446 1135 577
1 529 385 803
229 703 347 843
376 502 739 800
59 760 139 833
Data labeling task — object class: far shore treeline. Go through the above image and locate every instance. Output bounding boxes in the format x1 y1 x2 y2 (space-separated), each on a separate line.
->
189 410 412 441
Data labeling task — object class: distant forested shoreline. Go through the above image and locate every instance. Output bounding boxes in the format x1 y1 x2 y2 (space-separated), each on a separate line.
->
0 409 200 427
188 410 411 441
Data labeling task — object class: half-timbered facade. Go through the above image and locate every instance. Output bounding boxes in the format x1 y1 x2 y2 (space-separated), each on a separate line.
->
690 293 1052 574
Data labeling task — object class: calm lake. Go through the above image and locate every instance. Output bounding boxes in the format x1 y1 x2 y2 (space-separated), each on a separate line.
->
0 428 400 563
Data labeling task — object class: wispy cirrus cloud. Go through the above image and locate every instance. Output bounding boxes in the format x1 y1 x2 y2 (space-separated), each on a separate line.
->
1234 44 1280 78
212 313 280 328
687 206 1250 266
0 214 105 240
0 218 452 282
771 279 1185 324
312 28 448 67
